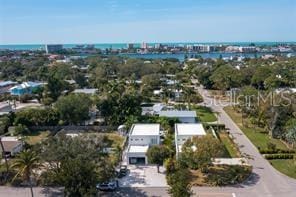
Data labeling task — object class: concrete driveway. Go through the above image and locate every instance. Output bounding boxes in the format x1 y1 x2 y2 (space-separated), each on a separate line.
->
119 165 168 188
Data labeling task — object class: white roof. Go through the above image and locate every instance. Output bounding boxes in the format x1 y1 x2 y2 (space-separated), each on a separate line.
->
128 145 149 153
159 110 197 118
73 89 97 94
1 137 20 141
175 123 206 136
130 124 160 136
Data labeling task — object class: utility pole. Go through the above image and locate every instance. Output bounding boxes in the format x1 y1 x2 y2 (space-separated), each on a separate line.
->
0 136 9 181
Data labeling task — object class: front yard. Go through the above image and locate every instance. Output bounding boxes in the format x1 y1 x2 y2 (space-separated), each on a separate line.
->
218 132 241 158
194 105 217 122
190 165 252 186
270 159 296 179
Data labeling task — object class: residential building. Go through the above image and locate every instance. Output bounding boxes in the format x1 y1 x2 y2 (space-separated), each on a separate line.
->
9 82 43 96
45 44 63 54
141 103 165 116
239 46 257 53
159 110 197 123
73 88 98 95
175 123 206 157
0 137 24 157
127 124 160 165
0 81 17 94
193 45 211 52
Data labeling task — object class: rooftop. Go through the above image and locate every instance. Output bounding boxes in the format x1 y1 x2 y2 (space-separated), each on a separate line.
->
175 123 206 136
128 145 149 153
73 88 97 94
0 81 17 87
130 124 160 136
159 110 197 118
1 137 20 141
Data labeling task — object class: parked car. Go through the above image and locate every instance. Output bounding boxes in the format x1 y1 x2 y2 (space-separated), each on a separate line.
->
96 180 118 191
118 165 128 178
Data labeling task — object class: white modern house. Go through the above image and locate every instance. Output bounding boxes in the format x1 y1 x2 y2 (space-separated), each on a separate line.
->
127 124 160 165
159 110 197 123
175 123 206 157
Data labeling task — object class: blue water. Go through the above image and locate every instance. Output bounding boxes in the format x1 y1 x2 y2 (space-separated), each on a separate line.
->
119 52 295 62
1 42 296 50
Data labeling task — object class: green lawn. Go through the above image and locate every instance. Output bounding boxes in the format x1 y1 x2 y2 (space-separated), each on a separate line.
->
195 105 217 122
219 132 241 158
224 106 288 150
269 159 296 179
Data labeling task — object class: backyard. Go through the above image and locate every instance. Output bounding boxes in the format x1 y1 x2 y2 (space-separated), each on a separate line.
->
24 130 50 145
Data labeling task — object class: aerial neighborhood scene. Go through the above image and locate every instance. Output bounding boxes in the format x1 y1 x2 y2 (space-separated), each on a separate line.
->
0 0 295 197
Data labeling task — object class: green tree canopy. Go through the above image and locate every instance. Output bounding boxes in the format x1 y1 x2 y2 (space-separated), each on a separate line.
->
55 93 92 125
146 145 171 172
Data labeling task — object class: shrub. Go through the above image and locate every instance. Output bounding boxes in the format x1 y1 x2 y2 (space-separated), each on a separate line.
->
206 165 252 186
260 149 295 154
264 154 294 160
267 142 277 152
14 124 30 135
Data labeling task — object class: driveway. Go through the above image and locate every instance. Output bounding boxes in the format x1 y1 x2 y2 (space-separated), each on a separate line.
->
119 165 167 188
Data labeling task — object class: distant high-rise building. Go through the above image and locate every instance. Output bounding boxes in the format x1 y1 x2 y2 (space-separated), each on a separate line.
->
141 42 148 49
45 44 63 54
127 43 134 49
192 45 212 52
154 43 161 49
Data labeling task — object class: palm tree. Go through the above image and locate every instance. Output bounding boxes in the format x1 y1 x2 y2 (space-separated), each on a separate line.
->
11 150 41 197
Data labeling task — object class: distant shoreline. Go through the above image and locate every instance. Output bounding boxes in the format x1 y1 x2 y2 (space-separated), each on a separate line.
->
1 42 296 51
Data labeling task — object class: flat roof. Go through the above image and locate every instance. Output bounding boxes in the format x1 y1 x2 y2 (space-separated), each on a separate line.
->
130 124 160 136
73 89 97 94
175 123 206 136
128 145 149 153
159 110 196 118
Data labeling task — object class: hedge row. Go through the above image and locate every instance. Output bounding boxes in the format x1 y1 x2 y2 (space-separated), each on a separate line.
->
260 149 295 154
264 154 294 160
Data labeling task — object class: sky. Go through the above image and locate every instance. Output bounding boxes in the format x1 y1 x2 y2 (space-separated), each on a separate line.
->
0 0 295 44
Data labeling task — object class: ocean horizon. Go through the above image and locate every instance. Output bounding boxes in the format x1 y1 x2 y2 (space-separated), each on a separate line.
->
1 41 296 50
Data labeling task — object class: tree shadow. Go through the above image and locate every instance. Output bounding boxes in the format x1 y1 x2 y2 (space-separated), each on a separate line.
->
40 187 64 197
231 172 260 188
98 187 150 197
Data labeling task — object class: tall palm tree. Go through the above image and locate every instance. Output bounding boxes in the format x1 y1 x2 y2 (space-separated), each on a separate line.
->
11 150 40 197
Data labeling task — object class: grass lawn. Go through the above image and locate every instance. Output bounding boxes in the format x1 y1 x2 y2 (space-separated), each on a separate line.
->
219 132 241 158
24 131 50 145
195 105 217 122
224 106 288 150
269 159 296 179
